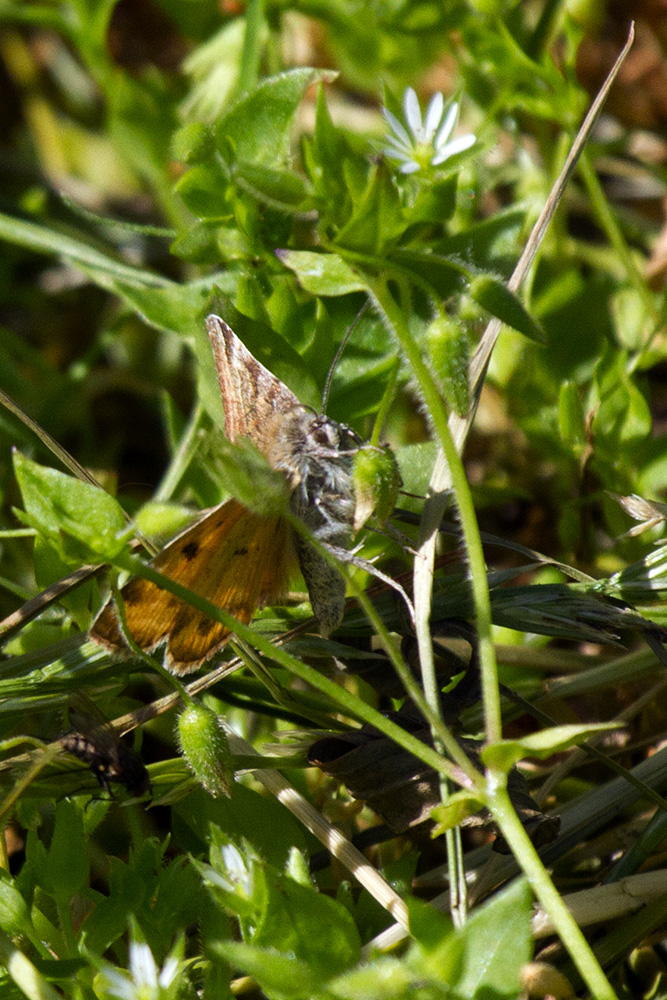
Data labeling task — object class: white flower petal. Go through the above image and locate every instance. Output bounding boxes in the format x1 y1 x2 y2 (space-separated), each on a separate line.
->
382 107 412 148
423 92 444 141
384 137 413 158
100 970 134 1000
129 941 159 989
403 87 422 137
400 160 421 174
431 133 476 164
435 100 459 148
159 957 180 988
385 151 416 167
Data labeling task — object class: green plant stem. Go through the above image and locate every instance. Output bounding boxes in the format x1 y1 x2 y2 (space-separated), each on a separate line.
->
490 781 617 999
364 277 502 744
365 275 496 927
115 552 467 785
350 573 479 780
369 357 399 446
154 401 206 503
445 798 467 928
361 278 615 991
280 502 478 778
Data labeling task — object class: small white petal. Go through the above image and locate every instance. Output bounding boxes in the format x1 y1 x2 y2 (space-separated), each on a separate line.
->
100 970 134 1000
400 161 421 174
159 957 180 988
384 136 413 157
381 107 413 148
434 101 459 147
129 941 159 988
423 92 444 141
385 150 416 167
431 133 476 164
403 87 422 136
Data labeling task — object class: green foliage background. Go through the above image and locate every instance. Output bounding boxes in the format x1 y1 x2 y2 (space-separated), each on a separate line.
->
1 1 667 998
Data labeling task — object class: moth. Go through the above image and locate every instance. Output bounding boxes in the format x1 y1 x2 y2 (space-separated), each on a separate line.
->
91 315 360 674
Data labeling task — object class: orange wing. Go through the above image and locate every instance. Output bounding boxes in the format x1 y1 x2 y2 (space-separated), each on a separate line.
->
91 499 295 674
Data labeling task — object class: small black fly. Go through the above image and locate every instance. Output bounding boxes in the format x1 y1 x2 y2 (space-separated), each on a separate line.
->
61 697 150 797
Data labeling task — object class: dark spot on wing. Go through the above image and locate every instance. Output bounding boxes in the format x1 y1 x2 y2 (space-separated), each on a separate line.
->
121 582 142 605
197 617 218 636
233 546 248 556
181 541 199 560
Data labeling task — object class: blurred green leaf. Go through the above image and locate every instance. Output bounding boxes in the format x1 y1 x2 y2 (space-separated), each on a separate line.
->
13 453 129 562
215 68 336 167
335 164 405 255
213 940 318 1000
430 789 485 837
43 800 88 899
469 274 546 343
448 878 532 997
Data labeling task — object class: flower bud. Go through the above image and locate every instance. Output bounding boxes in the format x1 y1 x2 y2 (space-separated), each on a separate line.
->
352 444 401 532
177 704 233 798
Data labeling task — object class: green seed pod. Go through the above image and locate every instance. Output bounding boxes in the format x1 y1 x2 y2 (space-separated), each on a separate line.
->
426 313 470 417
352 444 401 532
177 704 233 798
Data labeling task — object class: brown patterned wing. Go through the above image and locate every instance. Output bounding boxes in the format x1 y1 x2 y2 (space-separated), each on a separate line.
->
206 315 300 454
91 499 296 674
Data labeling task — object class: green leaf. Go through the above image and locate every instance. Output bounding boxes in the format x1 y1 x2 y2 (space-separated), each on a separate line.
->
215 68 336 168
213 941 319 1000
592 347 652 449
252 870 360 976
202 833 360 979
43 801 88 899
468 274 546 343
327 956 415 999
277 250 367 296
213 438 290 516
0 874 32 938
558 380 586 448
449 878 532 997
430 790 485 837
106 70 178 188
172 121 214 164
305 84 350 211
0 209 220 336
13 452 129 562
174 786 310 869
482 722 621 772
408 174 458 225
174 163 230 218
235 163 309 209
335 163 405 255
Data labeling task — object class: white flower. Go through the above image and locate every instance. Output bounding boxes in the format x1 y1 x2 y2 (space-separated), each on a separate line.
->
383 87 476 174
97 937 184 1000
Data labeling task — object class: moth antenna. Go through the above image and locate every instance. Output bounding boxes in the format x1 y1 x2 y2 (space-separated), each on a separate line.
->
321 300 369 412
